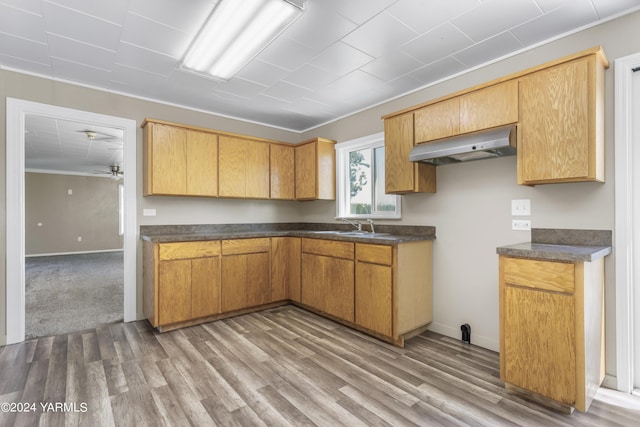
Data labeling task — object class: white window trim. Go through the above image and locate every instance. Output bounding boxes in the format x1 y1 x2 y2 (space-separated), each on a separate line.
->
335 132 401 220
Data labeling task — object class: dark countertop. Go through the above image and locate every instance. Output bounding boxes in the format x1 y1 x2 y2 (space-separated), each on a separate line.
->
496 228 612 262
140 222 436 245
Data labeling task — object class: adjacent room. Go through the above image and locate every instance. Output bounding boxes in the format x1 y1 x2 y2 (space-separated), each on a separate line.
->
1 0 640 425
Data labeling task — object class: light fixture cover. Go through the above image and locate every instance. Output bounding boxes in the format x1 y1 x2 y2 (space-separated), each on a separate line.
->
182 0 304 80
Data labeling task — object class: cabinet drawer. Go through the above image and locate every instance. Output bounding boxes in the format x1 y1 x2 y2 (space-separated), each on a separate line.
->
356 243 392 265
302 238 354 259
221 238 271 255
159 241 220 260
503 257 574 293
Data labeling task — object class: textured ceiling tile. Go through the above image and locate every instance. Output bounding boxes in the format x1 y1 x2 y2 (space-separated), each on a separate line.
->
115 42 177 77
48 34 116 71
342 12 418 58
387 0 481 34
42 1 122 51
1 0 42 14
261 81 314 103
310 42 374 76
0 3 46 43
50 57 113 86
213 77 268 99
510 0 597 46
285 0 357 51
42 0 129 25
361 50 424 81
322 0 395 24
401 23 473 65
236 59 290 87
0 33 50 65
282 64 340 91
452 31 524 67
128 0 214 33
120 12 191 58
409 56 468 84
590 0 640 17
256 36 318 71
452 0 542 42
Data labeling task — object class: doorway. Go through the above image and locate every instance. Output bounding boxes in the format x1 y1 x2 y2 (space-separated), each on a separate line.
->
614 53 640 394
6 99 137 344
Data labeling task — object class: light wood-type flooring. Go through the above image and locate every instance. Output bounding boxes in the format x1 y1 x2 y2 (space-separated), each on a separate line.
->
1 305 638 426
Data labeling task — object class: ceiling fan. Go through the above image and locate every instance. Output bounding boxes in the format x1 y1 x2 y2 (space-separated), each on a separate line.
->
94 165 124 180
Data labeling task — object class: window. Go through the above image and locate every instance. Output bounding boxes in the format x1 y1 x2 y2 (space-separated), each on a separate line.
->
336 132 401 219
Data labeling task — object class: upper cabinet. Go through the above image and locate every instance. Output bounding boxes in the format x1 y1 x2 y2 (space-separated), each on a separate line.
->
143 120 218 197
382 46 608 188
414 80 518 144
295 138 336 201
143 119 336 200
219 135 270 199
384 112 436 194
518 53 606 185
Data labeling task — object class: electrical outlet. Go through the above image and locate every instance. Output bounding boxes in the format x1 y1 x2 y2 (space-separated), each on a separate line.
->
77 236 82 242
512 219 531 231
511 199 531 216
143 209 157 217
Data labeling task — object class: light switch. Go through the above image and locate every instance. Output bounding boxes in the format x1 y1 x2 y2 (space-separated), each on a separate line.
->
511 199 531 216
67 189 73 195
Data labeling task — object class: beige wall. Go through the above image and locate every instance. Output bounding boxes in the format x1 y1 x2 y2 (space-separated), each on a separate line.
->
2 10 639 380
25 173 123 255
300 11 640 377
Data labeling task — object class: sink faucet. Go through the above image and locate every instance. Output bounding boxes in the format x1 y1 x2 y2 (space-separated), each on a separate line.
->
341 218 362 231
366 219 375 234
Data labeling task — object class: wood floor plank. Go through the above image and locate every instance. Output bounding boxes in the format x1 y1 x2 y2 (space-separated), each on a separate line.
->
1 305 638 426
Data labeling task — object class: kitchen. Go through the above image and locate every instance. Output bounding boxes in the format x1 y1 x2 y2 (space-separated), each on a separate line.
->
1 0 640 424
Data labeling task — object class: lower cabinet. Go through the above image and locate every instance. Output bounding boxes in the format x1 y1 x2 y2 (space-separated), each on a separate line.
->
144 240 221 328
143 236 433 346
301 239 355 322
221 238 271 312
499 256 605 412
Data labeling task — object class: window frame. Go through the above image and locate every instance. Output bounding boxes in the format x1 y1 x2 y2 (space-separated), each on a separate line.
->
335 132 401 220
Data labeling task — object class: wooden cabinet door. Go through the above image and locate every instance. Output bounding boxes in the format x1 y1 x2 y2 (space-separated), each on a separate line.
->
191 257 221 318
503 285 576 405
221 239 271 312
218 135 247 198
384 113 436 194
186 130 218 197
355 244 392 336
295 142 317 200
145 122 187 195
271 237 301 302
519 58 591 183
301 253 354 322
246 140 270 199
460 80 518 134
219 136 270 198
158 259 191 325
414 97 460 143
270 144 295 200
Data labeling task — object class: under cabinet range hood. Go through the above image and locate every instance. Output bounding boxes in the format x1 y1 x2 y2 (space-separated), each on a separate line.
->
409 125 517 165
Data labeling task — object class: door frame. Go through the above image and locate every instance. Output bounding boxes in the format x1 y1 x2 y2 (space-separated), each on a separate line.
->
614 52 640 393
5 98 138 344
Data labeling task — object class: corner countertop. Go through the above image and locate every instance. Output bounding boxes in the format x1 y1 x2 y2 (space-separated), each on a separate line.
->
496 228 612 262
140 222 436 245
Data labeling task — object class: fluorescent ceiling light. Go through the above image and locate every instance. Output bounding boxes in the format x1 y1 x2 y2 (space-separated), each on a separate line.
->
182 0 304 80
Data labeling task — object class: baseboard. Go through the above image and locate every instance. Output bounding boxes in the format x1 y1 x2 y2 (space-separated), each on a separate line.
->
427 321 500 352
26 248 124 257
602 374 617 390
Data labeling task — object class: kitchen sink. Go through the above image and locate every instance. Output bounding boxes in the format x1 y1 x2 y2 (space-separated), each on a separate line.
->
308 230 390 237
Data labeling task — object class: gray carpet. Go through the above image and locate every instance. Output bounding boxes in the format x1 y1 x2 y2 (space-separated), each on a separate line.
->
25 251 124 339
